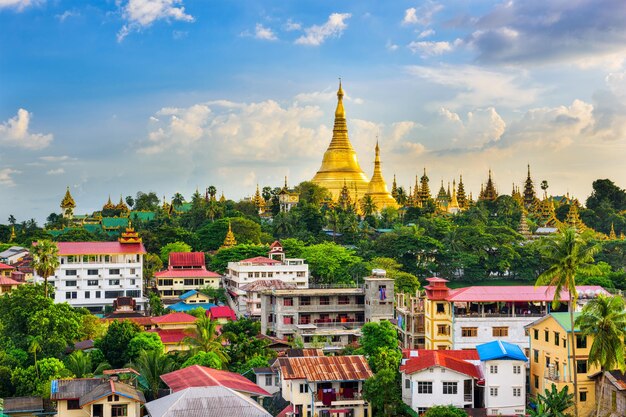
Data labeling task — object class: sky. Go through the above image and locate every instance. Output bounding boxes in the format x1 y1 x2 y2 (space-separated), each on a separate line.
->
1 0 626 223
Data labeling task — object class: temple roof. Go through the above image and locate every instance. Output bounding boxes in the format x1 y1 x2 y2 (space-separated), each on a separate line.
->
60 186 76 209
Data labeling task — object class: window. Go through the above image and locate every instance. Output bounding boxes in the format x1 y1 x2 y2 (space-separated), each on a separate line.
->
576 360 588 374
417 408 428 415
87 280 98 286
437 325 449 336
579 391 587 402
533 329 539 340
88 269 98 276
554 332 560 346
109 268 120 275
338 295 350 305
319 296 330 305
130 268 136 274
493 327 508 337
184 279 194 286
85 291 90 299
265 375 273 386
111 405 127 417
513 387 521 397
107 395 120 402
67 400 80 409
109 279 120 286
283 316 293 325
126 290 140 298
159 279 173 287
65 291 77 299
490 365 498 374
130 279 135 285
544 330 549 342
576 335 587 349
65 280 77 287
96 291 101 298
105 291 123 299
534 349 539 363
490 387 498 396
417 381 433 394
297 271 305 277
436 303 445 314
443 382 457 395
462 327 477 337
66 269 77 276
299 314 311 325
299 384 309 393
405 378 410 389
256 303 261 309
513 365 521 374
284 297 293 306
300 296 311 306
534 375 539 389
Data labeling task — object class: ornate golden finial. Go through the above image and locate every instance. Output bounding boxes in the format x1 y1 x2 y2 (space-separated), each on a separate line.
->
609 223 617 240
9 226 16 242
335 79 345 119
103 195 115 211
222 221 237 248
219 191 226 203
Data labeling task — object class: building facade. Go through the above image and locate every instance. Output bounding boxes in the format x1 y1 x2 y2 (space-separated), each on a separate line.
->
155 252 221 300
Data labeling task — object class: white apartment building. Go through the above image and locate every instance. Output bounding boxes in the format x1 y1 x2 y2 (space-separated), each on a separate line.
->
477 341 528 416
225 241 309 311
34 228 146 313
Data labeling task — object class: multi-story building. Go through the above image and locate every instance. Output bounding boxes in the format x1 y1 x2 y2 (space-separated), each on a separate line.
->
395 291 425 349
155 252 221 300
35 226 146 313
476 340 528 416
526 312 599 417
274 355 373 417
411 277 609 352
238 279 297 317
261 271 394 351
225 242 309 299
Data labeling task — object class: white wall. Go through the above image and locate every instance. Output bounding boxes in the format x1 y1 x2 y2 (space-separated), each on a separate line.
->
481 359 527 415
402 367 474 411
453 317 537 350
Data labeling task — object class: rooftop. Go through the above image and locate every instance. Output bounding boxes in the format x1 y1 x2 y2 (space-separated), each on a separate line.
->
161 365 270 397
151 312 197 325
240 279 297 291
208 306 236 321
446 285 609 303
147 329 189 344
155 269 221 278
169 252 206 268
276 355 372 382
166 302 217 312
476 341 528 362
400 350 482 379
237 256 282 265
54 241 146 255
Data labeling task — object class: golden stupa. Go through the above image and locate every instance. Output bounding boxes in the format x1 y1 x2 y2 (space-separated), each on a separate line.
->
312 81 370 201
365 141 398 209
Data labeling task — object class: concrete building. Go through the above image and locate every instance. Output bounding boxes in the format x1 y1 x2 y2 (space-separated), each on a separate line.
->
395 291 425 349
238 279 297 318
0 246 29 264
261 270 394 351
34 226 146 313
274 355 373 417
155 252 221 300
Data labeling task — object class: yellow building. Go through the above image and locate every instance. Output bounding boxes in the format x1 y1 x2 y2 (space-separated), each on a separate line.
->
423 277 453 350
526 312 598 417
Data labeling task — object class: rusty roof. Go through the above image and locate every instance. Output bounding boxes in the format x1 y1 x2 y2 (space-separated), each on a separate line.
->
283 348 324 357
79 380 145 407
50 378 104 400
1 396 43 412
276 355 372 382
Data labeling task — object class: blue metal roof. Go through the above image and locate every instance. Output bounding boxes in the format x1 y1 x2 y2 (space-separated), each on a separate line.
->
166 301 216 312
476 340 528 362
179 290 199 300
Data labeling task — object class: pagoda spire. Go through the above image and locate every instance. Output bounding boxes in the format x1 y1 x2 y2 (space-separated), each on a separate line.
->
565 200 585 232
418 168 431 203
222 221 237 248
523 164 537 209
219 191 226 203
517 210 532 239
365 140 398 210
60 186 76 219
457 175 467 209
609 223 617 240
481 170 498 201
9 226 15 242
253 184 265 214
391 174 398 200
103 195 115 211
448 179 460 213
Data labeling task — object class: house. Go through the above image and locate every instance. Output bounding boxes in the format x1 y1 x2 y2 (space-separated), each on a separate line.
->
0 262 15 277
238 279 297 317
145 386 271 417
476 340 528 416
274 355 373 417
526 312 599 417
33 226 146 313
155 252 221 300
148 312 198 352
253 367 281 395
590 370 626 417
261 270 394 351
0 396 45 417
0 274 23 295
50 378 144 417
400 349 481 415
0 246 29 265
166 290 216 312
160 365 270 399
207 305 236 323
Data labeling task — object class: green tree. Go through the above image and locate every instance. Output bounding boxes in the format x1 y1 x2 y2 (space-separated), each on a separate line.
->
126 332 165 362
31 239 59 298
300 242 363 285
143 253 163 289
360 195 377 217
536 228 600 417
208 244 269 273
358 321 401 373
197 217 263 251
147 291 166 316
362 368 401 417
172 192 185 207
181 351 222 369
532 385 575 417
159 241 192 264
132 349 175 401
11 358 70 397
64 350 93 378
222 319 275 373
422 405 469 417
182 316 229 366
134 191 160 211
94 320 141 368
575 295 626 416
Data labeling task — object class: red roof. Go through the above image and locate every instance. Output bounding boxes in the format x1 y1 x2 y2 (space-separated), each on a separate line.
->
154 269 221 278
238 256 281 265
400 350 482 379
403 349 479 361
446 285 610 302
208 306 236 321
161 365 270 396
277 355 373 382
55 242 146 255
0 262 14 270
0 276 22 285
277 405 294 417
269 241 283 249
147 329 188 344
169 252 205 267
151 312 197 325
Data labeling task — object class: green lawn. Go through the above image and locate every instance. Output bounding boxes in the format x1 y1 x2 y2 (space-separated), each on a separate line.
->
446 278 534 289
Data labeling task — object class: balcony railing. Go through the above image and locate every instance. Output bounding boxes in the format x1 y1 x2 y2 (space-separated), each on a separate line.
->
315 392 364 402
544 369 565 382
454 311 545 318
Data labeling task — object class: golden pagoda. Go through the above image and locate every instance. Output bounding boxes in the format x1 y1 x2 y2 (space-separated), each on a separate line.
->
480 170 498 201
312 81 369 201
115 195 129 214
609 223 617 240
60 186 76 219
364 141 398 210
418 168 432 204
457 175 467 209
448 180 460 213
103 196 115 211
222 221 237 248
9 226 16 242
565 200 585 231
252 184 266 214
517 210 532 239
538 192 561 228
523 164 538 209
118 222 142 244
219 192 226 203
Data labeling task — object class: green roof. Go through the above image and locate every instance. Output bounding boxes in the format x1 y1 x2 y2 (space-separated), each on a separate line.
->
173 202 192 212
551 312 582 332
130 211 155 221
101 217 129 228
83 224 103 233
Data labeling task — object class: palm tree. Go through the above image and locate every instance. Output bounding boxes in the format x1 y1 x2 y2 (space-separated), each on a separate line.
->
31 239 60 298
207 185 217 200
360 195 377 217
172 193 185 207
65 350 93 378
533 385 575 417
325 209 340 242
575 295 626 416
273 213 294 238
28 336 42 378
132 349 175 401
182 316 229 366
536 228 599 417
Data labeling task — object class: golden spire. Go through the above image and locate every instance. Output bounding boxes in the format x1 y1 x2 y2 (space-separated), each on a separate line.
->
311 80 369 201
391 174 398 199
222 221 237 248
219 191 226 203
418 168 431 203
457 175 467 209
365 140 398 210
253 184 265 213
103 195 115 211
449 179 460 212
61 186 76 209
9 226 16 242
118 221 142 244
609 223 617 240
116 194 129 213
564 200 584 231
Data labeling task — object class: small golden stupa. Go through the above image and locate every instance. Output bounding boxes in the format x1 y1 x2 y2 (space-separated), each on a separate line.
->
364 141 398 209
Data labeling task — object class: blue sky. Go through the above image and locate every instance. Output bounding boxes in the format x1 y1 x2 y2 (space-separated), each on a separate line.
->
1 0 626 222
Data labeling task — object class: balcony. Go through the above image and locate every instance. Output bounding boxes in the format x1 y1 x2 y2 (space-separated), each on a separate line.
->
544 368 566 382
315 391 365 403
297 303 365 313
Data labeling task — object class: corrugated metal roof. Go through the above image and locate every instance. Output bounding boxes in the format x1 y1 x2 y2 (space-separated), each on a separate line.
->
240 280 296 291
50 378 104 400
79 381 145 407
476 341 528 362
161 365 270 397
446 285 609 302
145 386 271 417
55 242 146 255
155 269 221 278
277 355 373 382
1 396 43 412
400 350 482 379
151 312 197 324
283 348 325 358
169 252 206 267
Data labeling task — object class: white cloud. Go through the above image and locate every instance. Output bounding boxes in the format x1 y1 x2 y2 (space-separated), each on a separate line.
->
0 108 53 150
386 40 399 51
408 40 453 57
117 0 194 42
402 3 443 26
46 168 65 175
295 13 351 46
56 10 79 21
254 23 277 41
39 155 72 162
418 29 435 39
0 0 41 11
402 8 419 25
284 19 301 31
0 168 20 187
